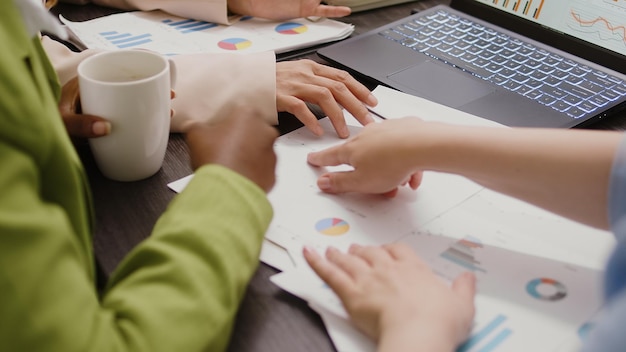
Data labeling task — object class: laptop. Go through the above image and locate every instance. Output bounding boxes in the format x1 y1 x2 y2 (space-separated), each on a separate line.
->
318 0 626 128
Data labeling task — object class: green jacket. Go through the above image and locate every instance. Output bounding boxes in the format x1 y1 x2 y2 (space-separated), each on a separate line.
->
0 2 272 351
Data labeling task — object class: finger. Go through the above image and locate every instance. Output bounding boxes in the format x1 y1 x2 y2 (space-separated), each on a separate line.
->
63 114 111 138
384 243 421 262
290 74 369 136
348 244 394 267
289 82 348 138
325 246 371 279
307 144 350 167
311 89 348 138
318 170 400 195
311 64 377 106
311 66 377 126
59 78 81 114
316 171 376 194
452 272 477 306
311 4 351 18
277 95 324 136
304 246 356 300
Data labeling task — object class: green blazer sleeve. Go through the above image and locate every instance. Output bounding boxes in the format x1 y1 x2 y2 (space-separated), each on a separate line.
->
0 2 272 351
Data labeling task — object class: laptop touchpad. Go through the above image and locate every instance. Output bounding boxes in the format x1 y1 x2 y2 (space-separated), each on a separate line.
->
387 61 494 107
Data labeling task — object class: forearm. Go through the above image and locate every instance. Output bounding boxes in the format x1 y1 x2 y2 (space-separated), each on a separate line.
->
169 51 277 132
418 123 623 230
378 323 458 352
103 165 272 351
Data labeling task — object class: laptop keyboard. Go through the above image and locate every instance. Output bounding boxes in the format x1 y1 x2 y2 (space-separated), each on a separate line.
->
379 10 626 119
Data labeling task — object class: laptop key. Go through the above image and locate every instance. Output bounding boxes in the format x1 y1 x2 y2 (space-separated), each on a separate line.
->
601 89 621 101
525 90 542 99
584 73 616 88
563 94 582 105
557 82 594 99
502 80 522 91
590 95 609 107
552 101 571 112
538 95 557 106
566 106 586 118
539 85 567 99
579 101 599 112
401 38 419 47
613 85 626 95
579 81 604 94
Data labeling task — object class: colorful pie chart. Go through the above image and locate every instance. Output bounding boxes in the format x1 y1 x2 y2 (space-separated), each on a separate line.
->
315 218 350 236
275 22 308 34
217 38 252 50
526 277 567 301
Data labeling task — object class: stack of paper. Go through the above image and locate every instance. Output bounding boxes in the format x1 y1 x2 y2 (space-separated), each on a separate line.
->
168 86 616 352
60 10 354 55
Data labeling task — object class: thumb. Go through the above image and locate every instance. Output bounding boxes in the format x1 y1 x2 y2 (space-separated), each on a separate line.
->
307 144 348 167
63 113 111 139
316 172 360 194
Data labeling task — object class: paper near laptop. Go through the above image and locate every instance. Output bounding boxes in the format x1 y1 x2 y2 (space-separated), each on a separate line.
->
318 0 626 128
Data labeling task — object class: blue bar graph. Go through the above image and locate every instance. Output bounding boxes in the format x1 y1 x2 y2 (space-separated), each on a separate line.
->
162 19 217 33
478 328 513 352
457 314 512 352
99 31 152 48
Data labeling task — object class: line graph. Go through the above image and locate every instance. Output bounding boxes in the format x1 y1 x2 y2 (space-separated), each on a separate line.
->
566 7 626 53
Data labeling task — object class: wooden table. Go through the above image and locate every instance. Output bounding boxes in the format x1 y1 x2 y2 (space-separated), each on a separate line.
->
51 1 626 350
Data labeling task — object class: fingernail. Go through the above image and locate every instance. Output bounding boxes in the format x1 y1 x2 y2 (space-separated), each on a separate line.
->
303 245 314 256
366 93 378 107
364 112 375 124
92 121 111 136
313 125 324 136
318 176 331 191
339 126 350 138
348 243 361 253
326 246 339 255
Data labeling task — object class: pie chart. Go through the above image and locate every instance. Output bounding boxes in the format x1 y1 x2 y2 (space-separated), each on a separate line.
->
275 22 308 34
526 277 567 301
315 218 350 236
217 38 252 50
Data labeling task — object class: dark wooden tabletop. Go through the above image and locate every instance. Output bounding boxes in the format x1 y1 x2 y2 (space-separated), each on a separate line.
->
50 1 626 350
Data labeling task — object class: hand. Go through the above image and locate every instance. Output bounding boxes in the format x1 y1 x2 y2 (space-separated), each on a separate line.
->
307 117 426 195
227 0 351 20
185 107 279 192
59 77 111 140
276 60 377 138
304 243 476 351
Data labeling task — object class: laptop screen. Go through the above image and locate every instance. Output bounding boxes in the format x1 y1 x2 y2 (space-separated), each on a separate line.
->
472 0 626 57
453 0 626 73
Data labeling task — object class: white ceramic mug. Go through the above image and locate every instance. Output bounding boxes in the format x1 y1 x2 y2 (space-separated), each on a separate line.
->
77 50 176 182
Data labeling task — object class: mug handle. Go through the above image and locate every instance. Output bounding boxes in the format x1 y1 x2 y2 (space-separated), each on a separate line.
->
168 58 178 90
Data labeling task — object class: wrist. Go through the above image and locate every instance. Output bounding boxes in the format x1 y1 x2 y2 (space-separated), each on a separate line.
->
378 319 460 352
226 0 249 16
